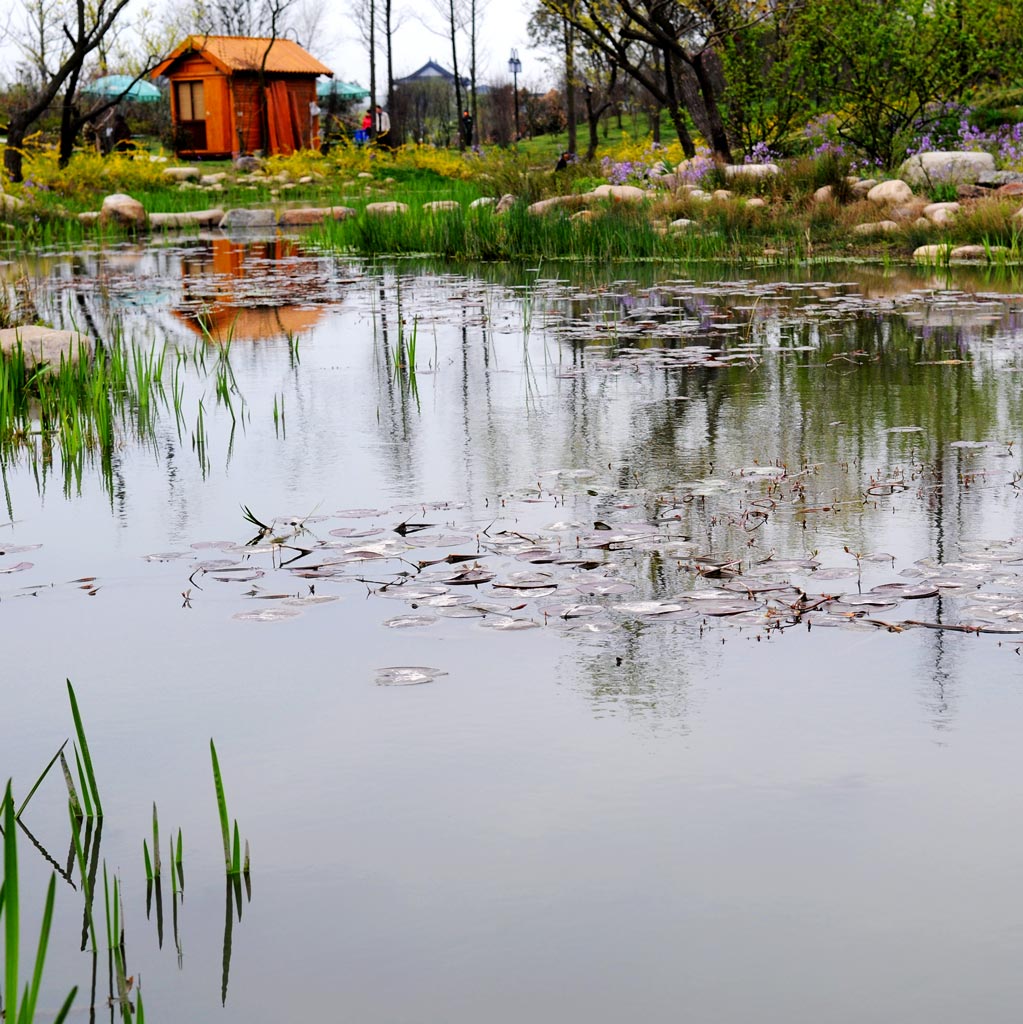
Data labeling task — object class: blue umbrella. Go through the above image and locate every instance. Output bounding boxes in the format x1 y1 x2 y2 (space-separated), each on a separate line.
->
81 75 163 102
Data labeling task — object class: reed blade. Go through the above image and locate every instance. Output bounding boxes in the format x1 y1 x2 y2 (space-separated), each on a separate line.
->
67 680 102 816
3 780 19 1024
72 744 92 819
24 874 57 1020
16 739 68 819
143 840 152 881
151 802 161 879
210 739 232 871
58 751 82 819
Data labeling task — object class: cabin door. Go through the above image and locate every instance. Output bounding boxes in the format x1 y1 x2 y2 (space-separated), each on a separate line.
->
175 80 207 151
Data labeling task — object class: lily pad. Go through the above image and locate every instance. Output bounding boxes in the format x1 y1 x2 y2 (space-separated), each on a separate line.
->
375 666 448 686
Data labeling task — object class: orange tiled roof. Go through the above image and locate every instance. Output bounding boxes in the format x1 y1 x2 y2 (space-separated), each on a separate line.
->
152 35 333 78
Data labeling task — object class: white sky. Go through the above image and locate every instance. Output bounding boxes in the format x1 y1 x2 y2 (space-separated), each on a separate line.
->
0 0 549 97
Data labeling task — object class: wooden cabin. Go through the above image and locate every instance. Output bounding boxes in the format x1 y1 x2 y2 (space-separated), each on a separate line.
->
152 36 333 158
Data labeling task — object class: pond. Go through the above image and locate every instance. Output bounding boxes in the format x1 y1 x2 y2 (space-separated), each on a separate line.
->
5 239 1023 1024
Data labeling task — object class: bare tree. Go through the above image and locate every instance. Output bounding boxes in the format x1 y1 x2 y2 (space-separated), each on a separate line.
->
3 0 140 181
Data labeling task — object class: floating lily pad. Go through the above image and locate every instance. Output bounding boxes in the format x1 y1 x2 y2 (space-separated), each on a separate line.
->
375 666 448 686
384 615 438 628
232 607 303 622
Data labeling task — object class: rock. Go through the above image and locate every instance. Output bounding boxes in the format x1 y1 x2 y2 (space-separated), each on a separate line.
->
851 178 877 196
0 194 25 214
913 244 951 261
852 220 899 235
163 166 199 181
668 218 695 232
78 211 100 225
200 172 228 186
357 171 373 179
570 209 595 222
422 200 461 213
688 189 712 202
527 195 586 215
495 194 517 214
890 202 926 221
219 208 276 228
365 201 409 216
913 217 933 230
233 156 263 172
997 182 1023 197
950 244 1003 260
469 196 496 209
724 163 780 178
99 193 147 229
923 201 959 226
0 326 93 368
866 180 914 204
277 206 356 226
298 176 313 184
977 170 1023 186
150 208 226 229
746 197 768 208
711 189 733 201
899 151 995 186
813 185 834 203
589 184 647 202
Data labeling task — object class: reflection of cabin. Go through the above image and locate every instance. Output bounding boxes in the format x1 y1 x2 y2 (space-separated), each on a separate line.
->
152 35 333 158
176 239 329 342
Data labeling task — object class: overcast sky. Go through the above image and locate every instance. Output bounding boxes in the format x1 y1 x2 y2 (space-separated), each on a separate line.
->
0 0 548 96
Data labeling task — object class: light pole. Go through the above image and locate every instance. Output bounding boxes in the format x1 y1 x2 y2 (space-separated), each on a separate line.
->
508 48 522 143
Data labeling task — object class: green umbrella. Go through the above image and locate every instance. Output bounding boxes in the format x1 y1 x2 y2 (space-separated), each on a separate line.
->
81 75 163 102
317 79 370 101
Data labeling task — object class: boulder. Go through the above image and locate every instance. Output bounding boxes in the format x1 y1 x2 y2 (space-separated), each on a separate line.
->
899 151 995 186
200 172 228 186
78 211 100 225
950 244 1003 260
997 182 1023 197
912 217 933 230
0 326 93 368
298 176 314 184
99 193 147 229
365 201 409 216
746 197 768 208
495 194 517 214
866 179 914 204
527 195 586 215
277 206 356 226
913 244 951 261
233 155 263 172
422 200 461 213
162 166 199 182
851 178 877 196
219 208 276 228
813 185 834 203
149 208 226 229
469 196 497 209
977 170 1023 186
357 171 373 179
957 183 987 199
711 189 733 201
923 201 959 226
724 163 780 179
851 220 899 235
589 184 647 202
668 218 695 232
570 209 595 222
688 189 712 202
0 194 25 214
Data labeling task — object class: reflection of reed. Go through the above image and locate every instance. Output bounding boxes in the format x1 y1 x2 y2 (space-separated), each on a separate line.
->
221 865 252 1006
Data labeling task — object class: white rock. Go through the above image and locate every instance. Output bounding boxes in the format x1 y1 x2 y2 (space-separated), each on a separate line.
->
866 180 915 204
950 244 1005 260
469 196 496 209
668 218 695 232
711 189 733 200
162 166 199 181
422 200 461 212
724 163 780 178
365 201 409 215
495 194 517 214
0 194 25 214
527 195 585 215
852 220 899 235
899 151 995 186
914 244 951 261
0 326 92 367
200 172 227 186
923 201 960 226
590 184 647 202
746 197 768 208
813 185 834 203
99 193 147 228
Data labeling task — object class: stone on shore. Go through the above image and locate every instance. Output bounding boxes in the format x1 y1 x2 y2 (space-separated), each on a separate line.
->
724 163 780 179
866 180 914 204
923 201 959 226
162 167 200 182
277 206 356 226
0 194 25 214
914 244 951 261
527 195 587 215
589 184 648 202
365 201 409 216
469 196 497 209
99 193 147 228
495 194 517 214
219 208 276 228
423 200 461 213
950 244 1005 260
150 208 226 229
852 220 899 235
0 326 93 367
899 151 995 186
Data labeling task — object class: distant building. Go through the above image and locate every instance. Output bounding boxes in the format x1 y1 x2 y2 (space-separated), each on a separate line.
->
152 35 333 158
395 60 470 90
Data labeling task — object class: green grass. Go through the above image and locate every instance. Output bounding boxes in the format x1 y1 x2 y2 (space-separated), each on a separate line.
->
210 740 247 876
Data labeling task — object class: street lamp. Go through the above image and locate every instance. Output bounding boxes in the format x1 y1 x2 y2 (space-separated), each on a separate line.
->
508 48 522 143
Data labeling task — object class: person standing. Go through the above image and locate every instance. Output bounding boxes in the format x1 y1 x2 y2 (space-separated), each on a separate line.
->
460 109 473 147
374 104 392 149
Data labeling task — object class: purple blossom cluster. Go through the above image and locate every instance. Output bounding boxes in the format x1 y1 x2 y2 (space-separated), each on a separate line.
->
802 114 845 158
906 105 1023 168
744 140 779 164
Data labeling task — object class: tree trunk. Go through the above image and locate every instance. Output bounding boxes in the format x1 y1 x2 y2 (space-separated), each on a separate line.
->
564 14 576 154
692 52 732 162
469 0 478 145
4 116 30 182
369 0 376 121
662 51 695 157
385 0 395 130
448 0 463 148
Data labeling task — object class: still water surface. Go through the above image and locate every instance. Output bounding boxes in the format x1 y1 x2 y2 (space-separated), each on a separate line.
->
5 240 1023 1023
